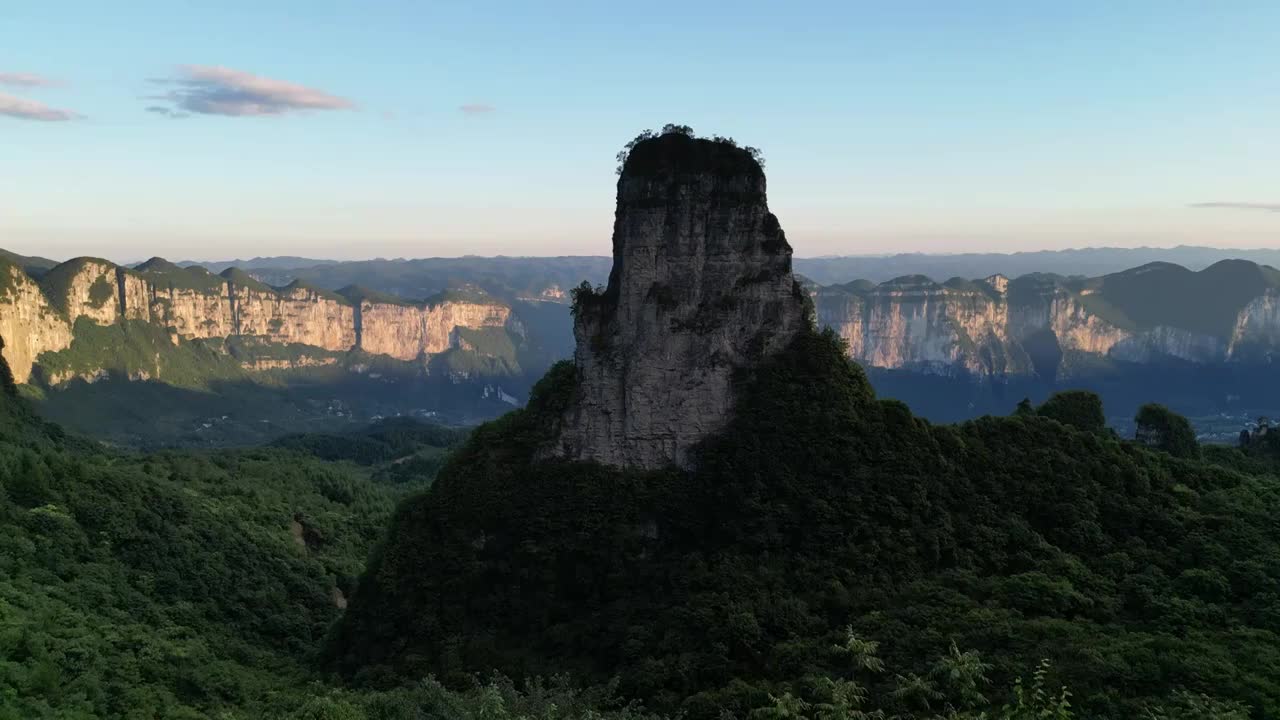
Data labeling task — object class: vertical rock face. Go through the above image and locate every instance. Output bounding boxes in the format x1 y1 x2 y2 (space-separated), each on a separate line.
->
0 264 73 384
550 134 809 470
360 300 511 361
1229 291 1280 362
151 285 237 339
814 269 1280 379
228 283 357 351
0 257 524 386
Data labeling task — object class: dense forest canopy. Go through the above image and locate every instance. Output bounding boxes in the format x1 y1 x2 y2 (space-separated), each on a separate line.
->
331 326 1280 719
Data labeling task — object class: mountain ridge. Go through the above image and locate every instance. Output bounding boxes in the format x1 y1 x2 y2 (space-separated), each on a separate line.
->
0 254 520 387
815 258 1280 380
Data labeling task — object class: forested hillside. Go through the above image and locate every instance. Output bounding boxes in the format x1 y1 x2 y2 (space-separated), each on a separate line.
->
5 317 1280 719
0 357 467 718
332 327 1280 719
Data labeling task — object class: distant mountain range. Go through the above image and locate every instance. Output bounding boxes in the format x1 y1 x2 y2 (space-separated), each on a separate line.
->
4 245 1279 444
0 253 546 446
795 245 1280 285
168 245 1280 289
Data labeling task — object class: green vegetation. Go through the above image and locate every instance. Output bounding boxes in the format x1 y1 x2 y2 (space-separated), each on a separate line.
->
1035 390 1107 432
336 283 503 309
35 318 245 389
36 257 117 318
1135 403 1200 459
455 326 518 362
426 287 505 308
331 328 1280 719
1075 293 1139 333
0 359 461 718
135 258 227 293
0 257 24 300
1087 260 1280 339
0 336 16 396
0 248 58 278
616 126 766 178
337 284 417 306
223 336 345 366
86 274 115 309
282 278 352 304
220 267 275 293
272 417 465 466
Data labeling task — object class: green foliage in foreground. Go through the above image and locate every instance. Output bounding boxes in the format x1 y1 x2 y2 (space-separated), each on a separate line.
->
2 326 1276 719
332 328 1280 719
0 387 452 718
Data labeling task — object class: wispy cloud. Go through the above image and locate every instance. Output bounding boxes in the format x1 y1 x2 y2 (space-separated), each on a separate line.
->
0 72 60 88
1191 202 1280 213
147 65 355 118
459 103 496 115
0 92 81 121
146 105 190 119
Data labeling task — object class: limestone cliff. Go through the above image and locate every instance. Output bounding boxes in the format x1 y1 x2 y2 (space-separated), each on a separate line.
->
0 263 73 384
359 297 510 361
814 264 1280 379
816 276 1027 377
227 280 357 352
0 256 521 387
549 133 809 470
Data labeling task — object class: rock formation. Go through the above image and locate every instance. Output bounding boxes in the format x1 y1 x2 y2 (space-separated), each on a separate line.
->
549 133 809 470
0 256 513 385
813 262 1280 379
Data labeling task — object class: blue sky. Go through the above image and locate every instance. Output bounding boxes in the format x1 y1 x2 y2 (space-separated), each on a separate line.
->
2 1 1278 262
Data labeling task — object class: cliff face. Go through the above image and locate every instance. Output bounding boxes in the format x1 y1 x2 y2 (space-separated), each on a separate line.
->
0 264 73 384
817 276 1026 376
360 301 510 361
1229 291 1280 362
228 283 357 351
0 258 520 386
814 271 1280 379
550 134 809 470
151 285 236 339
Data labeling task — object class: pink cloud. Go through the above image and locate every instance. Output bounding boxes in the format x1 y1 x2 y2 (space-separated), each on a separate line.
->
148 65 355 117
0 92 81 121
459 103 496 115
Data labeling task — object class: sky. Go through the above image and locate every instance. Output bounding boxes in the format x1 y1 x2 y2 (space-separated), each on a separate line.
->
2 1 1278 262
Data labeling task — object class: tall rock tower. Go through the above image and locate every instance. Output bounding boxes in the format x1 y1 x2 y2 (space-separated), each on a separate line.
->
550 132 809 469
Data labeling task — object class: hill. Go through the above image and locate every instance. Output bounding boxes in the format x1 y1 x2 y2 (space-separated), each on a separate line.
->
794 246 1280 285
330 130 1280 720
0 254 538 447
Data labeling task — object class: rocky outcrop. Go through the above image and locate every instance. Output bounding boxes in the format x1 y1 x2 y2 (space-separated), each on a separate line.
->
228 283 356 352
151 284 236 339
817 276 1026 377
0 264 73 384
815 271 1280 378
360 300 510 361
1229 291 1280 362
549 133 809 470
0 257 520 386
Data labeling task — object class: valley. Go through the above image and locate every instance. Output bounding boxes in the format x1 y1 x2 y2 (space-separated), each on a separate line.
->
7 246 1280 446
